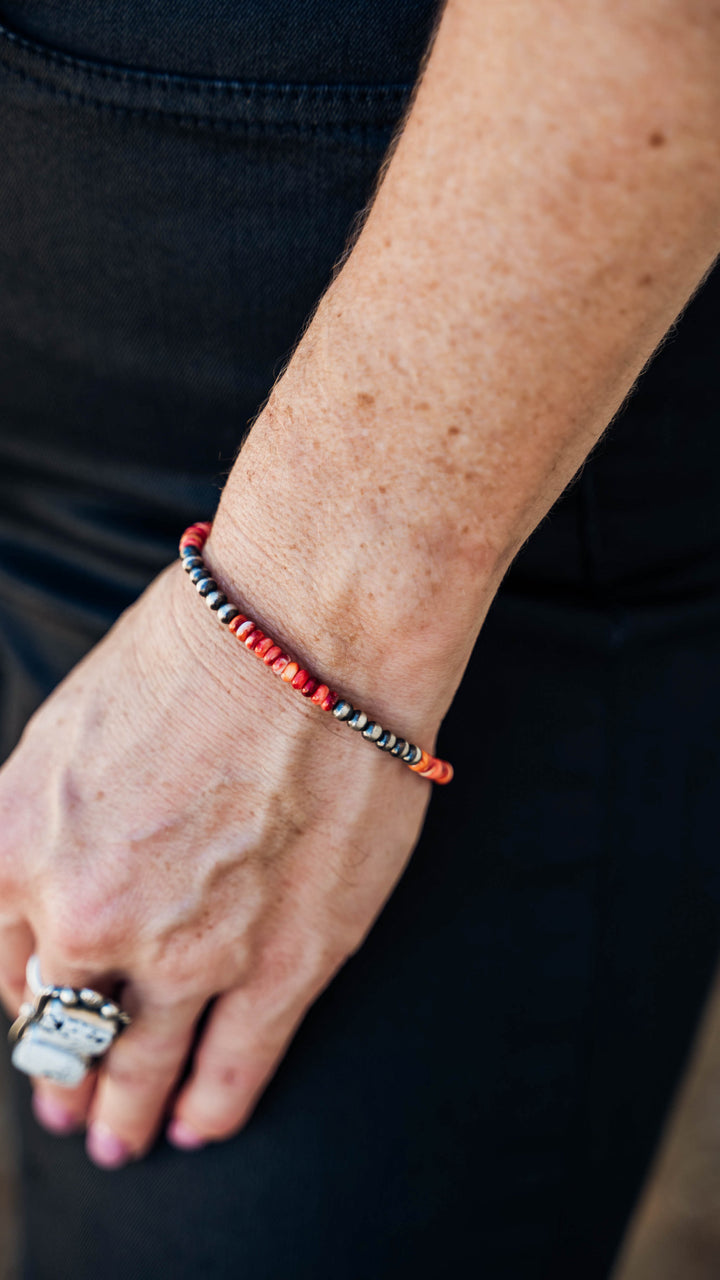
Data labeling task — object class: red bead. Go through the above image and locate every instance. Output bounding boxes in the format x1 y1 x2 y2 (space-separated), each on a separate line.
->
321 691 339 712
281 661 299 683
263 645 283 666
272 654 291 675
254 636 275 658
228 614 249 634
311 683 329 705
301 678 318 698
245 629 264 650
291 668 309 690
233 619 255 640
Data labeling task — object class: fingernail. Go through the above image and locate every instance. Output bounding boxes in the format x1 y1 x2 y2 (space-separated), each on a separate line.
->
32 1093 80 1136
166 1118 206 1150
86 1123 132 1170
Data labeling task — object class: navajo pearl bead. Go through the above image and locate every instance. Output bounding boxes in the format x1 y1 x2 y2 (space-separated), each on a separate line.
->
197 577 218 597
377 731 397 752
189 566 206 585
206 591 227 610
332 700 353 721
362 722 383 742
348 710 368 732
390 739 407 757
217 603 239 624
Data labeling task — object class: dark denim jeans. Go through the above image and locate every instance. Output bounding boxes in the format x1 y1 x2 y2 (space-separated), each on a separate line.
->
1 3 719 1277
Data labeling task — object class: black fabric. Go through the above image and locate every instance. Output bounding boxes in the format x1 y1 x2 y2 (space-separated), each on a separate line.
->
0 4 719 1277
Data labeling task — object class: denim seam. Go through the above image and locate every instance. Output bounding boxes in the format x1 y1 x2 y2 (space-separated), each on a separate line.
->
0 23 411 103
0 56 402 134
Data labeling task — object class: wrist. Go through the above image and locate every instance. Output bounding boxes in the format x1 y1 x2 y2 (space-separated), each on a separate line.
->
205 411 503 740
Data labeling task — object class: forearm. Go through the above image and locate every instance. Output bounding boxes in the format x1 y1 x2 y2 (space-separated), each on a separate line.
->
206 0 720 737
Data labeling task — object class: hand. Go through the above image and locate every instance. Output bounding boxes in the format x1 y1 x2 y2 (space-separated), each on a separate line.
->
0 557 432 1167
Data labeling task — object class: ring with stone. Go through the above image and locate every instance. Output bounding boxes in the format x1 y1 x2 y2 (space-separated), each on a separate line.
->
8 955 131 1088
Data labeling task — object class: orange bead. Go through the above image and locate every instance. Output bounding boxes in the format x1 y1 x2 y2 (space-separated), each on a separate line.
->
263 645 283 666
272 654 291 675
281 661 299 683
228 614 249 634
311 684 329 705
291 668 309 690
254 636 275 658
244 629 264 650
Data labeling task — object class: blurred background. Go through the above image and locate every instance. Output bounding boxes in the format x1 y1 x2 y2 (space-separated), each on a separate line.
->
0 1055 19 1279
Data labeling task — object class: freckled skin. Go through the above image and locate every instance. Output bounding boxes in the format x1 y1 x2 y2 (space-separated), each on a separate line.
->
0 0 718 1167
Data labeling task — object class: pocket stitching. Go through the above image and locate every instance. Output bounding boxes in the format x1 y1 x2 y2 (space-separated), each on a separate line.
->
0 21 411 104
0 52 406 136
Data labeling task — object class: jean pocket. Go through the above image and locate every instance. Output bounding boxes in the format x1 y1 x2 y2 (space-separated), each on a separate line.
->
0 11 411 136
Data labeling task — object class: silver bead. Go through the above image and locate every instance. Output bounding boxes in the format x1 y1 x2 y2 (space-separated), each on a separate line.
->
205 590 227 610
362 722 383 741
400 742 417 762
217 603 239 624
59 988 77 1006
348 711 368 732
100 1001 120 1021
376 731 397 752
390 738 407 757
407 745 423 765
80 989 104 1009
332 700 354 721
196 577 217 597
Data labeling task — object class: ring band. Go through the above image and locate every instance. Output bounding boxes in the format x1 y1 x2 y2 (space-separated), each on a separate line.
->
8 955 131 1088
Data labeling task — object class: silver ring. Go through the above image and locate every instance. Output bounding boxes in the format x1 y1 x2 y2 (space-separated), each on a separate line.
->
8 954 131 1088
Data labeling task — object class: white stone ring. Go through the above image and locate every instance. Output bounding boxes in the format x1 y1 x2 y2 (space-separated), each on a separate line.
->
8 955 131 1088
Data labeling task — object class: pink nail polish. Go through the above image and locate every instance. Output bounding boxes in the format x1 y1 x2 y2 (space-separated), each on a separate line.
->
166 1118 206 1150
32 1093 80 1136
86 1123 132 1170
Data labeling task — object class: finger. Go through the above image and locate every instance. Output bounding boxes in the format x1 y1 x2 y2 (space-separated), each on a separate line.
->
86 989 206 1170
27 947 116 1136
0 919 34 1016
167 985 308 1148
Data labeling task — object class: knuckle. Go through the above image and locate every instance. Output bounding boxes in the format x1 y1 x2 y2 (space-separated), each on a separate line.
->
105 1039 184 1089
45 886 129 965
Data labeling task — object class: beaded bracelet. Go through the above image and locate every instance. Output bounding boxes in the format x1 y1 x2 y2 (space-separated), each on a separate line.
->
179 522 453 785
